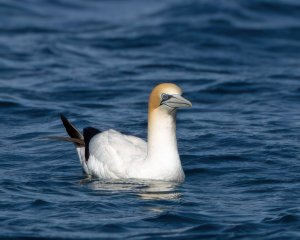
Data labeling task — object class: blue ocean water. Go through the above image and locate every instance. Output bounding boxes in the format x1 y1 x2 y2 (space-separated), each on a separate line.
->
0 0 300 239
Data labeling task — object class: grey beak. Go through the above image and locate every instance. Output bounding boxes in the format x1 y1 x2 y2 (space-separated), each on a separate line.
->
163 94 192 108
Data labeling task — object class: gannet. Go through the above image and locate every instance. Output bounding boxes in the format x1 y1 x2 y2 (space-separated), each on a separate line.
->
53 83 192 182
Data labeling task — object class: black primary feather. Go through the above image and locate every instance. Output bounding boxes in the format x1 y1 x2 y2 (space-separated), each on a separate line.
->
83 127 101 161
60 114 83 140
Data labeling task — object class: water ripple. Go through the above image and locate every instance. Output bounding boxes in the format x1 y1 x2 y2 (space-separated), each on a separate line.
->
0 0 300 239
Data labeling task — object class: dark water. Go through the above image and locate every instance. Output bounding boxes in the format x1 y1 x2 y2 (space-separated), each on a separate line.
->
1 0 300 239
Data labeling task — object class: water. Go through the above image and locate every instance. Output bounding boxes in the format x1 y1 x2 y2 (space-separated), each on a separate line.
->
1 0 300 239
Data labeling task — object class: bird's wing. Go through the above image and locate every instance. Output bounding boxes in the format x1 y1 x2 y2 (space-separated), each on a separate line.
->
87 129 147 178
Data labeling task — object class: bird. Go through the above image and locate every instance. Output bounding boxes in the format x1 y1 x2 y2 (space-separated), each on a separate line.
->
51 83 192 182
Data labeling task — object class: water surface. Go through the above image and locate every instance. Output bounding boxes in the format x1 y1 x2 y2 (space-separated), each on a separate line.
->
1 0 300 239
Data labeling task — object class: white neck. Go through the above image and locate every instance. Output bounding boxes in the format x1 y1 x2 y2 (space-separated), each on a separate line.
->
146 109 184 181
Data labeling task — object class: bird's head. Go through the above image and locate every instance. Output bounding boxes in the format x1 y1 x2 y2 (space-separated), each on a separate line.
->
149 83 192 114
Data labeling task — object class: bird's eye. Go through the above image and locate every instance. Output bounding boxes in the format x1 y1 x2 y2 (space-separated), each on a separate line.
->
161 93 170 101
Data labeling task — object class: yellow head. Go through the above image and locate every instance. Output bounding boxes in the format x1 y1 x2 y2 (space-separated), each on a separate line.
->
148 83 192 113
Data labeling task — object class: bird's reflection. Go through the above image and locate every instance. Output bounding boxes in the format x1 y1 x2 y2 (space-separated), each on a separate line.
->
84 178 182 201
138 181 182 200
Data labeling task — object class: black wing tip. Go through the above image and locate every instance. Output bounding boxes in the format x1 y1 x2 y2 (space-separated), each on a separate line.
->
83 127 101 162
83 127 101 134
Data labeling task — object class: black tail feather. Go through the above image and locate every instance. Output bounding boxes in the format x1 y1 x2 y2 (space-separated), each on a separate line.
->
59 114 84 147
60 114 83 140
48 114 102 154
46 136 85 146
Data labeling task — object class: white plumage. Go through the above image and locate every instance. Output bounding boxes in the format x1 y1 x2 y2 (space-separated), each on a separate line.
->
60 83 192 182
86 129 147 178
